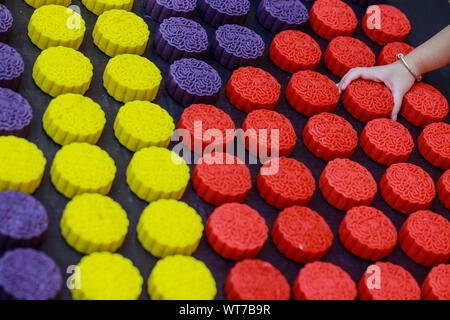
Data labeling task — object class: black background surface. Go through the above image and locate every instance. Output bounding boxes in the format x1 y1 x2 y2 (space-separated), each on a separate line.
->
3 0 450 300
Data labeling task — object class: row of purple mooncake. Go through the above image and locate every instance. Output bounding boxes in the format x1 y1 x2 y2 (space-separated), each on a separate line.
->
146 0 309 32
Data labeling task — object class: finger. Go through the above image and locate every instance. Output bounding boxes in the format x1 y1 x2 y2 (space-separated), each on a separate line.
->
339 67 387 92
339 68 363 92
391 91 404 121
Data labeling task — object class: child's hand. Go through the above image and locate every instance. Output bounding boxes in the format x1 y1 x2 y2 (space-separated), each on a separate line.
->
338 61 416 121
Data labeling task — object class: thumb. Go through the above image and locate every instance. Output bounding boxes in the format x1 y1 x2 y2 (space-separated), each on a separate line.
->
339 68 363 92
391 91 405 121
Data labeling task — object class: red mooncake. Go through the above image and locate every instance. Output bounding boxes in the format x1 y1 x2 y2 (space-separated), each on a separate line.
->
269 30 321 73
225 259 290 300
380 163 435 214
359 262 421 300
339 206 397 260
286 70 340 116
401 82 448 127
226 67 281 113
360 118 414 165
293 261 357 300
206 203 268 261
309 0 357 40
421 264 450 300
342 79 394 123
437 170 450 210
418 122 450 169
399 210 450 267
177 104 235 153
362 4 411 45
257 157 315 209
241 109 297 158
319 158 377 211
303 112 357 161
324 36 375 77
377 42 414 66
271 206 333 263
192 153 252 206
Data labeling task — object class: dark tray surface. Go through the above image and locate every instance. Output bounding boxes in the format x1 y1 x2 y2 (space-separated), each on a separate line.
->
4 0 449 300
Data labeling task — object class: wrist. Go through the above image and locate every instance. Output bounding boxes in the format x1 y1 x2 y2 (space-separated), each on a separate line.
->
392 60 416 83
398 54 422 81
403 54 424 78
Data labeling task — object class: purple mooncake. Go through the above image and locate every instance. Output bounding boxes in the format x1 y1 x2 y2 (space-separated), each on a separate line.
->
144 0 197 23
0 191 48 250
0 249 62 300
198 0 250 28
351 0 386 7
257 0 309 34
166 58 222 106
0 43 24 90
154 17 208 63
0 4 13 43
212 24 265 69
0 88 33 137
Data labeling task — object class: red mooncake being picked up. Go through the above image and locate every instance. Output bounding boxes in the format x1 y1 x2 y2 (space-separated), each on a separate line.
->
286 70 340 116
302 112 358 161
293 261 357 300
380 163 435 214
339 206 397 261
269 30 321 73
362 4 411 45
225 259 290 300
309 0 357 40
342 79 394 123
418 122 450 170
206 203 268 261
360 118 414 165
257 157 316 209
437 170 450 210
319 158 377 211
324 36 375 77
359 262 421 300
399 210 450 267
422 264 450 300
377 42 414 66
271 206 333 263
401 82 449 127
